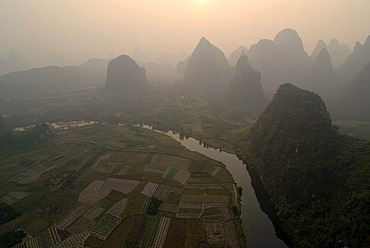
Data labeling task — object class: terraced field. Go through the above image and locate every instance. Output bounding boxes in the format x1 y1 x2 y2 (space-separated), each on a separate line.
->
1 124 244 247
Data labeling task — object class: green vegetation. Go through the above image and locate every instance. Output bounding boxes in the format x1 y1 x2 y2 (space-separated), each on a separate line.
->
0 123 53 151
0 123 244 247
146 197 162 215
0 229 26 248
237 186 243 200
231 205 239 216
123 240 139 248
4 75 369 247
0 202 20 225
238 83 370 248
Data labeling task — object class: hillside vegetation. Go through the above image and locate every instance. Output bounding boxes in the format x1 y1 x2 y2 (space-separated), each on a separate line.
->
239 83 370 247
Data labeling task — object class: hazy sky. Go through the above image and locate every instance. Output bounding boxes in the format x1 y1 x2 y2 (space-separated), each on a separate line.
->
1 0 369 65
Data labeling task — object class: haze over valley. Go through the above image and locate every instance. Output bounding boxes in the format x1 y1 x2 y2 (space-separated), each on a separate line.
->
0 1 370 248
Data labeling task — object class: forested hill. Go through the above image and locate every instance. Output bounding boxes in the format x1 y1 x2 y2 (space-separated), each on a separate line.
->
243 83 370 247
0 123 53 151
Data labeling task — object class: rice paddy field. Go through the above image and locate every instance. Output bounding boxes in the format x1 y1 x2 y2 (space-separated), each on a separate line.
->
0 123 245 247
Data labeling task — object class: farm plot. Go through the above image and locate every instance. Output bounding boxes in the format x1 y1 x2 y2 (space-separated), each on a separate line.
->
67 217 96 234
126 215 146 243
221 207 232 220
141 216 161 248
103 178 140 194
152 217 171 248
163 168 190 184
83 205 105 220
96 199 114 210
55 204 91 230
162 168 178 180
116 165 131 175
186 175 224 189
181 195 229 206
48 226 62 246
223 183 235 192
94 161 117 174
140 197 150 214
150 154 191 169
173 169 191 184
159 203 178 213
202 207 224 223
14 236 42 248
223 220 240 248
78 180 111 205
204 223 226 247
109 151 147 164
55 231 90 248
8 160 56 184
153 185 181 200
90 213 121 240
92 153 111 168
202 162 222 177
36 228 54 248
177 202 203 218
141 182 159 197
1 191 31 205
144 164 166 174
107 198 128 218
170 186 183 195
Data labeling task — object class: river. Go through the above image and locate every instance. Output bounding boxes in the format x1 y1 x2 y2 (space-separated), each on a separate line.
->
152 128 288 248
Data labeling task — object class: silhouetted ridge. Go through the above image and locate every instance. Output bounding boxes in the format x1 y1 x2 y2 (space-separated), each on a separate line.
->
339 62 370 120
228 55 265 111
311 40 327 61
327 38 351 68
336 35 370 85
303 48 336 96
229 46 249 66
105 55 149 94
314 48 333 72
247 28 312 92
183 37 231 92
79 58 109 83
0 66 98 98
273 28 305 52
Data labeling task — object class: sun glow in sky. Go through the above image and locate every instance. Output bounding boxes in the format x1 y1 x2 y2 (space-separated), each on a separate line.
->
195 0 210 5
0 0 369 64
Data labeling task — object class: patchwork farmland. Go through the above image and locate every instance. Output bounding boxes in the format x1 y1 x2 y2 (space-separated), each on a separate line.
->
1 124 245 247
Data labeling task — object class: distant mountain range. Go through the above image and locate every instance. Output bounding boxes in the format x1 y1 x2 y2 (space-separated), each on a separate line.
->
0 66 99 99
1 29 369 121
311 39 351 68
